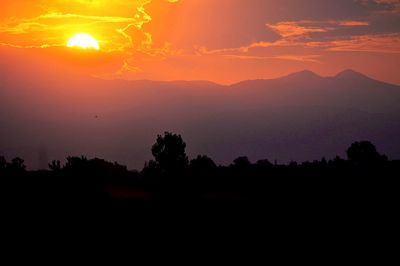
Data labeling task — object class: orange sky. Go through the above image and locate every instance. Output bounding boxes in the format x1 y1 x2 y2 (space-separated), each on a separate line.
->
1 0 400 84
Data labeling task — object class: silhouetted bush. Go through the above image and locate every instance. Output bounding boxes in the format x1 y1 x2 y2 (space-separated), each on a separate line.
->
190 155 217 171
231 156 251 170
61 156 127 179
189 155 217 179
63 156 89 173
142 160 160 177
7 157 26 173
49 160 61 171
347 141 387 165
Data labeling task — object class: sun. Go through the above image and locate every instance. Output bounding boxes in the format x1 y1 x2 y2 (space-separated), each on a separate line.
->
67 33 100 50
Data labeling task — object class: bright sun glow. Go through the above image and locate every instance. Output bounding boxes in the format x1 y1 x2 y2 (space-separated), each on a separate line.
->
67 33 100 50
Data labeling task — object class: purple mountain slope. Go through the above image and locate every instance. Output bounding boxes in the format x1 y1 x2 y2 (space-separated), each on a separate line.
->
1 69 400 169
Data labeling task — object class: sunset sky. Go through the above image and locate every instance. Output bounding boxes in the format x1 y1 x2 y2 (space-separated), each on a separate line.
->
1 0 400 84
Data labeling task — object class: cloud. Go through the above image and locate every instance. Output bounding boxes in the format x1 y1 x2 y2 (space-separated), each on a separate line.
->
326 33 400 53
267 20 373 39
192 14 400 71
356 0 400 13
198 18 391 54
0 13 136 35
0 42 55 49
222 54 322 63
267 21 330 38
273 54 322 63
338 20 370 26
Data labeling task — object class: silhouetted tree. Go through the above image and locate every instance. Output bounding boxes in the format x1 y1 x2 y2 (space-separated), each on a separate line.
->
254 159 273 174
142 160 159 176
89 158 127 176
62 156 127 177
189 155 217 174
328 156 346 168
151 132 188 174
256 159 272 167
49 160 61 171
232 156 251 170
7 157 26 172
63 156 89 173
347 141 387 164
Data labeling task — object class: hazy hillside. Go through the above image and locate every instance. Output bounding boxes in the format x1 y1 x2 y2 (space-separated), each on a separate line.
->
1 64 400 169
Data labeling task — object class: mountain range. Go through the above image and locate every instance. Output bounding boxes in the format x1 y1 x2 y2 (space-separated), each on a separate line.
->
1 67 400 169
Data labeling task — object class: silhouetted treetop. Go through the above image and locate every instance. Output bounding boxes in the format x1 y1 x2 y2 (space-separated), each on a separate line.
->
256 159 272 167
7 157 26 172
62 156 127 175
232 156 251 169
151 132 189 174
49 160 61 171
189 155 217 173
347 141 387 164
64 156 89 172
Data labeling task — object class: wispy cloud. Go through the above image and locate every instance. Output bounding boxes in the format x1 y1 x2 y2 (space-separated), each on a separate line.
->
267 21 330 38
326 33 400 53
337 20 370 26
196 18 399 59
222 54 322 63
0 42 60 49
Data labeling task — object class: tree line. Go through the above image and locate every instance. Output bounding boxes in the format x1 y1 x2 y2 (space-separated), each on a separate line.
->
0 132 391 175
0 132 398 205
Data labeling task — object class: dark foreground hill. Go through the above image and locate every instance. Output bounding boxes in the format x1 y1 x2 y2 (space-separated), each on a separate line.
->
1 135 398 254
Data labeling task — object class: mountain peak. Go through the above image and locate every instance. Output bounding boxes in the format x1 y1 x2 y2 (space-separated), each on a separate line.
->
281 70 323 82
335 69 368 79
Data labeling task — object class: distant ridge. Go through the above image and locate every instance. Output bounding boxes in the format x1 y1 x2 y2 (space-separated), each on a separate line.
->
2 67 400 169
229 69 398 87
80 69 400 88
